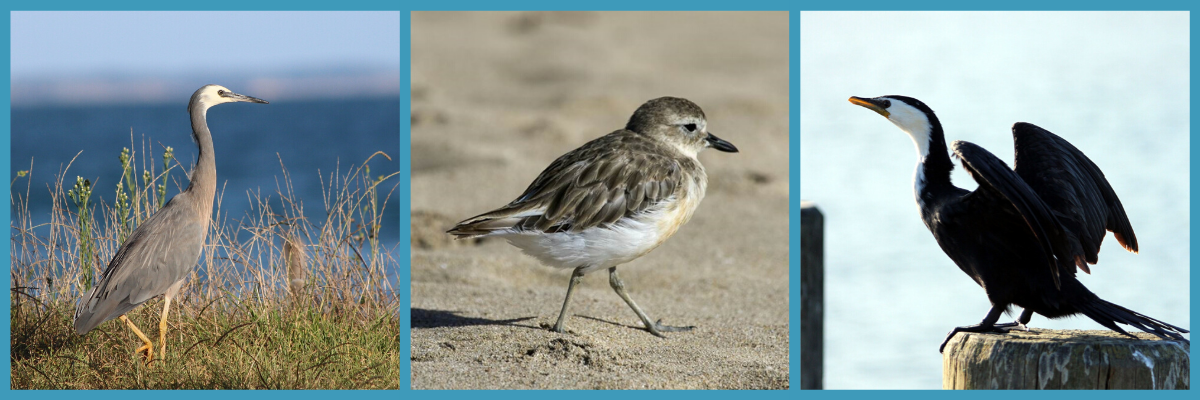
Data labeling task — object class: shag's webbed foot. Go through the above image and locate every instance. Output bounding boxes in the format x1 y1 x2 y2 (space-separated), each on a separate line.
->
993 320 1029 332
942 307 1035 353
939 323 1011 353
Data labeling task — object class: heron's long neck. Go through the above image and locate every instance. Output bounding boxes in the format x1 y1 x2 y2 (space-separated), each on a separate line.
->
187 105 217 220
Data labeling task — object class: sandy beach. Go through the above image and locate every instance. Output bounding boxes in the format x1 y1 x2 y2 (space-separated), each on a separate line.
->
410 11 790 389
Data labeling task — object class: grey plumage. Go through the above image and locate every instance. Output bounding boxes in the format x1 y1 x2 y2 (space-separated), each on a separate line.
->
73 204 207 334
73 84 266 361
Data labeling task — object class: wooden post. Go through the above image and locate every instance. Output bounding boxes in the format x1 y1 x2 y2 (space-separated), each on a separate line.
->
943 329 1190 389
800 201 824 390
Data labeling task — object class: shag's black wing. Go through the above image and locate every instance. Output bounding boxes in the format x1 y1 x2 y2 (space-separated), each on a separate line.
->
1011 122 1138 266
951 140 1075 289
950 122 1139 289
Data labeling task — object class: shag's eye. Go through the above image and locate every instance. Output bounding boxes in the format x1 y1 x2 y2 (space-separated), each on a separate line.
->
683 123 697 132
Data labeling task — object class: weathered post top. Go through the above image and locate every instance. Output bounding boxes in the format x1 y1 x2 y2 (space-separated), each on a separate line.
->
943 329 1189 389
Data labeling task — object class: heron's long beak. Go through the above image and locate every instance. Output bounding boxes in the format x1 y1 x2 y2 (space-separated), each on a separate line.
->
224 91 269 104
706 132 738 153
849 96 888 117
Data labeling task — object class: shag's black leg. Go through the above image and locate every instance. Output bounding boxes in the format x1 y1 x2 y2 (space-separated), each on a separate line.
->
609 266 694 337
940 306 1012 353
993 309 1034 332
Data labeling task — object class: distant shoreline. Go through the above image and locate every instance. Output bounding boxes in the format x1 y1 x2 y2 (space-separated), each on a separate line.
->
11 72 400 107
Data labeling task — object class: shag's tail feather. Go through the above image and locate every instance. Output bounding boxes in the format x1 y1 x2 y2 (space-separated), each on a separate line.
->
1075 298 1189 343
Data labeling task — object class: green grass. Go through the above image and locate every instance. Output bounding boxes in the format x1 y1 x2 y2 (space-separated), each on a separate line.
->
10 136 400 389
11 299 399 389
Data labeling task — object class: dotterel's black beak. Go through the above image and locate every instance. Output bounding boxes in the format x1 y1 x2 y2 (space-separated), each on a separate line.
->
706 132 738 153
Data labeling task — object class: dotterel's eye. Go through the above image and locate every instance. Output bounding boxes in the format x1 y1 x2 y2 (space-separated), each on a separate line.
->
683 123 697 132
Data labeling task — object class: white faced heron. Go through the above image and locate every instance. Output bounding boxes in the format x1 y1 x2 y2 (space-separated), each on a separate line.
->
73 84 267 363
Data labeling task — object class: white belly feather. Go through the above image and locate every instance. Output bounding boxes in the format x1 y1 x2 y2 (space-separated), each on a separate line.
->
503 174 706 274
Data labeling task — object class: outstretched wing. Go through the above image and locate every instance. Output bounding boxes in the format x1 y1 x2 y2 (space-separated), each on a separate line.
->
952 140 1075 289
1011 122 1137 269
448 132 687 238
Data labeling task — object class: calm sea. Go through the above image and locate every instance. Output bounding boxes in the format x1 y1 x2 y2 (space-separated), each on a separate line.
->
801 12 1189 389
11 97 401 279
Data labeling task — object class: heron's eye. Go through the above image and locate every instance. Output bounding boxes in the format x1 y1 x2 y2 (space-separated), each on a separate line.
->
683 123 697 132
217 90 225 95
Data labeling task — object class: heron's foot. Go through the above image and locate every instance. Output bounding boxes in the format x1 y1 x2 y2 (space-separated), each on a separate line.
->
550 321 568 334
646 319 695 338
940 323 1011 353
135 340 155 364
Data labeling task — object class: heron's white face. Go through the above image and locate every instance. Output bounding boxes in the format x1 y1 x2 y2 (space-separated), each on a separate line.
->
189 84 268 112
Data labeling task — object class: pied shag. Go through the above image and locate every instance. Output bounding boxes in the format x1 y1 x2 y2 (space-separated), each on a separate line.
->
849 95 1189 352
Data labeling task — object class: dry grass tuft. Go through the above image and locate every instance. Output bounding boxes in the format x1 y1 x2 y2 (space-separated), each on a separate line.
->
10 138 399 389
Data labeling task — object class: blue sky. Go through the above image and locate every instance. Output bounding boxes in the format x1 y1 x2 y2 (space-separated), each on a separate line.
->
11 11 400 104
12 11 400 77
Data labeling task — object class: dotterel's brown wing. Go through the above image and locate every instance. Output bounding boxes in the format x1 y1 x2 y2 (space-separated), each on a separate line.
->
448 130 689 238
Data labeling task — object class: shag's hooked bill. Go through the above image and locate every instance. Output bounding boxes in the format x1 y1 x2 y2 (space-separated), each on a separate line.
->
849 95 1188 353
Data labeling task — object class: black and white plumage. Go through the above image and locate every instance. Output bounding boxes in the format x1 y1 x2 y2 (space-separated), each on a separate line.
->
850 95 1188 352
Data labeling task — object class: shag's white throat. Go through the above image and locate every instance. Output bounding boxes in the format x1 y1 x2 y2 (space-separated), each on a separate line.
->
881 99 934 161
851 96 937 207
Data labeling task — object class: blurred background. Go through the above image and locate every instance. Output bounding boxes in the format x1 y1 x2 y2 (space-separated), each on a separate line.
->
800 11 1188 389
10 11 401 281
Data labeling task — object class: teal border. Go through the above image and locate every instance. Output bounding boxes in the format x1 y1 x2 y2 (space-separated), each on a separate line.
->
399 9 412 390
0 0 1195 397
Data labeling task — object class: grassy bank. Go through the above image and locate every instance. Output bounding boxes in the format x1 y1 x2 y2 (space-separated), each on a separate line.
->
11 299 399 389
10 139 400 389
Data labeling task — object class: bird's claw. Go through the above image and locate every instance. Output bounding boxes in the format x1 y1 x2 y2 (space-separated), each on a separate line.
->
647 319 695 337
135 341 155 364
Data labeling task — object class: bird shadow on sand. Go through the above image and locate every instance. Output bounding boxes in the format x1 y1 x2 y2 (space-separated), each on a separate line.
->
411 308 539 330
575 315 668 334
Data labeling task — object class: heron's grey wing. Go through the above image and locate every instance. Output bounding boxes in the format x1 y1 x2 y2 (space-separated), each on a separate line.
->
74 195 208 334
952 140 1075 289
448 131 684 237
1012 122 1137 268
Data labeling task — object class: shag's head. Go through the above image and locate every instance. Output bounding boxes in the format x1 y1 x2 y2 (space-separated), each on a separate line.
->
626 97 738 157
850 95 941 158
188 84 268 114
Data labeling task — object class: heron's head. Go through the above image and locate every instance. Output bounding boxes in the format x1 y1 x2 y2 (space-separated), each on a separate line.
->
188 84 268 113
625 96 738 158
850 95 940 158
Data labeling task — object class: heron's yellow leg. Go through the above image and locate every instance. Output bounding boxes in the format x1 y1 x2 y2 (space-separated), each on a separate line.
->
119 315 154 362
158 295 173 360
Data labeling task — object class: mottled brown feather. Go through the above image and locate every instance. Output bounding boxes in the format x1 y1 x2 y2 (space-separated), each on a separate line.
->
449 129 694 238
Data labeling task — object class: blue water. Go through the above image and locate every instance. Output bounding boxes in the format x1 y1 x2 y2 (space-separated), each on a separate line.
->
11 97 401 279
801 12 1189 389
